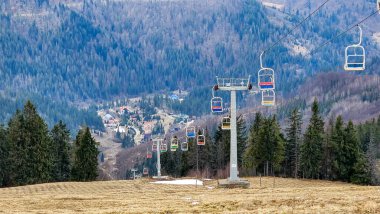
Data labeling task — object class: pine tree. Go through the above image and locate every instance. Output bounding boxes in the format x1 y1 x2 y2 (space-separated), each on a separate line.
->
285 108 302 178
204 129 218 177
341 121 362 182
7 102 52 185
23 101 52 184
243 112 263 175
244 114 284 176
71 127 99 181
214 124 230 177
7 110 28 186
0 125 10 187
267 116 285 175
300 98 324 179
237 116 247 169
333 116 347 180
50 121 71 182
322 116 338 180
350 154 371 185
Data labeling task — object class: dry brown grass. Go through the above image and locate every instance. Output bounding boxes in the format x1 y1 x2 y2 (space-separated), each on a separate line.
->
0 177 379 213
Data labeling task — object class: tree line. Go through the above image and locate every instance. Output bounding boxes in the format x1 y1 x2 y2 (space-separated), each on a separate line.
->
155 99 379 185
0 101 99 187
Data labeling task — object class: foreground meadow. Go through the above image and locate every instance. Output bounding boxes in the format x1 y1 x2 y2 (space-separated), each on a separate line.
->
0 177 379 213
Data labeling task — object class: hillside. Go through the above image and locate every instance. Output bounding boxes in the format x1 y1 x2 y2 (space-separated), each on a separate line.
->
277 72 380 124
1 0 380 131
0 177 378 213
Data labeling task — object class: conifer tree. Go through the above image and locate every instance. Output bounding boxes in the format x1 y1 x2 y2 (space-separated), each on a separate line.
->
0 125 9 187
71 127 99 181
339 121 361 182
350 154 371 184
214 124 230 177
300 98 324 179
243 112 263 174
7 110 28 185
332 116 346 180
237 116 247 169
322 116 338 180
204 129 218 177
244 114 284 176
8 102 52 185
23 101 52 184
285 108 302 178
50 121 71 182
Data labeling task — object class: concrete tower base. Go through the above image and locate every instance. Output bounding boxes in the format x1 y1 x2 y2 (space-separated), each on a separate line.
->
218 179 250 189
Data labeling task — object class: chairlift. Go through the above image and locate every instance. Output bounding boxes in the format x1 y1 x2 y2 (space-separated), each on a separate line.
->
152 140 158 152
258 69 275 90
143 168 149 175
211 86 223 113
146 150 152 159
160 143 167 152
181 141 188 151
262 90 275 106
197 131 205 146
344 25 365 71
222 117 231 130
211 97 223 113
258 52 275 90
170 136 179 151
186 126 196 138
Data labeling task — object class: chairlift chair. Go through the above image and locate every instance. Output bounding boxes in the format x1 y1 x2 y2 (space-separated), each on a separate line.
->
258 68 275 90
186 126 196 138
181 141 188 151
160 143 167 152
146 151 152 159
170 136 179 151
344 25 365 71
152 141 158 152
222 117 231 130
211 97 223 113
143 168 149 175
262 90 275 106
197 134 205 146
211 87 223 113
258 51 275 90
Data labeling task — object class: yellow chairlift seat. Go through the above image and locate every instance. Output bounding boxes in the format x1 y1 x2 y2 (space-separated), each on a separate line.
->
222 117 231 130
262 90 275 107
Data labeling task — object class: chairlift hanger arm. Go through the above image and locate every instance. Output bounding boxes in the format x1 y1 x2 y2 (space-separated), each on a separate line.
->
310 9 380 56
355 25 362 46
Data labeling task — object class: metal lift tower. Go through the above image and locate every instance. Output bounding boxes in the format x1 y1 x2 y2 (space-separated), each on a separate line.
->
215 76 251 188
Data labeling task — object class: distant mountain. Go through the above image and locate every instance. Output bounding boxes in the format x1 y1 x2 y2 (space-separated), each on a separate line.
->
0 0 379 130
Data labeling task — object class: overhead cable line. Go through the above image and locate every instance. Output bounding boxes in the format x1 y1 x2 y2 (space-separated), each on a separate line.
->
310 8 380 55
261 0 332 54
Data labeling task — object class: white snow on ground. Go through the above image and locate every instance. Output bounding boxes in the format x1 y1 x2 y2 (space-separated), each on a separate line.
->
261 1 285 10
291 45 310 57
151 179 203 185
373 32 380 46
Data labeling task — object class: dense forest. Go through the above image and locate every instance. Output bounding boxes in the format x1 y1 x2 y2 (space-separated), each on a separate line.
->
0 101 99 187
1 0 379 131
140 99 380 185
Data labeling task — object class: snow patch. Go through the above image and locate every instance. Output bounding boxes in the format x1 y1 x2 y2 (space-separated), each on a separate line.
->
373 32 380 46
261 1 284 10
151 179 203 185
291 45 309 57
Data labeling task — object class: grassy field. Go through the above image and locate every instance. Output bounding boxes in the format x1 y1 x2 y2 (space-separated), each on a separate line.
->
0 177 379 213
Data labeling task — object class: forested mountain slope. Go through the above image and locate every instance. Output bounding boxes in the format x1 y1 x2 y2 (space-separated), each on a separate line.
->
0 0 379 130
